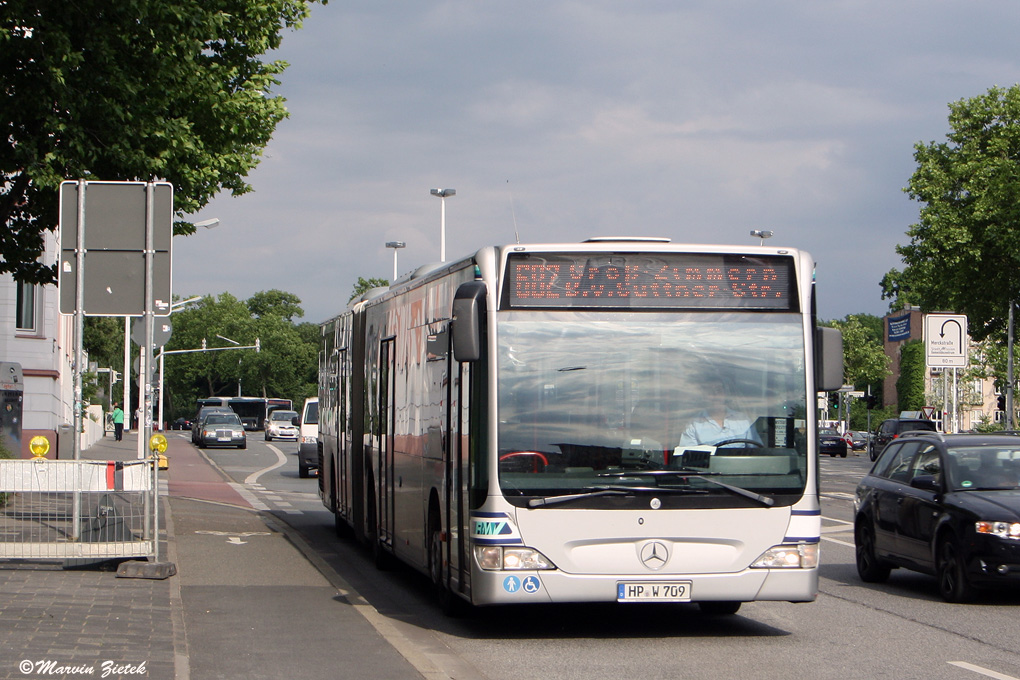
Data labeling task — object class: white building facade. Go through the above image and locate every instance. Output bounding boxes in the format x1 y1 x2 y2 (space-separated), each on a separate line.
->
0 229 101 456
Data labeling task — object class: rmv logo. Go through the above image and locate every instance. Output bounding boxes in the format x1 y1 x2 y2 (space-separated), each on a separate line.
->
474 520 511 536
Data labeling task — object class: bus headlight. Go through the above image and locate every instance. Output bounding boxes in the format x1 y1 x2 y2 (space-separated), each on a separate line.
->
751 543 819 569
474 546 555 571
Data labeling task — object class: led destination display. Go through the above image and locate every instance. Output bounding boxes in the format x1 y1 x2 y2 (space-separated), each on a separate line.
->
504 252 796 310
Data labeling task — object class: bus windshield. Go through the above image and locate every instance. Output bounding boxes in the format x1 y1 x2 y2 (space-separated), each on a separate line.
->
496 310 809 508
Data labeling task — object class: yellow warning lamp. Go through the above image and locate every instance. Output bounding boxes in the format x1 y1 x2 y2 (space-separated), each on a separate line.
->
149 433 169 470
29 435 50 458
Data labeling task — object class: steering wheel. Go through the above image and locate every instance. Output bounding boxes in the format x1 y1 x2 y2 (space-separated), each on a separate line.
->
714 438 764 449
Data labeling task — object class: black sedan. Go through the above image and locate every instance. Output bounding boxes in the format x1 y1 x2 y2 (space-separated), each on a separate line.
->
854 432 1020 602
819 427 848 458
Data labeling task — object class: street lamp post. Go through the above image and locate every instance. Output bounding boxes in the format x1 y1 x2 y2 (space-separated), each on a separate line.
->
430 188 455 262
750 229 773 246
136 218 218 432
156 296 202 430
385 241 406 280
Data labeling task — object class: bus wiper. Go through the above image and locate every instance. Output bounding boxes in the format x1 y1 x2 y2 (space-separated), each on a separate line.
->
597 470 775 507
528 489 629 507
528 485 708 508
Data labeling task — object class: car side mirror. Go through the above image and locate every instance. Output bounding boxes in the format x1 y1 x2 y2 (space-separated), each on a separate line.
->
910 474 940 492
292 416 299 426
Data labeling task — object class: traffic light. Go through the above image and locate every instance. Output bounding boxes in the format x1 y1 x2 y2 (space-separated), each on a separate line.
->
866 394 878 409
998 395 1006 411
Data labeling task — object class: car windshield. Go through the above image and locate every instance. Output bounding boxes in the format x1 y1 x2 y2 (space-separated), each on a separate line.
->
819 428 838 436
946 445 1020 491
270 411 297 422
496 310 809 508
205 414 241 426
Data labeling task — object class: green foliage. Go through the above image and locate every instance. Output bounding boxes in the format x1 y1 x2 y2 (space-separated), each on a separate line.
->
882 85 1020 341
824 314 891 388
350 277 389 303
896 340 927 411
1 0 322 283
0 430 13 460
83 317 123 369
161 289 318 419
248 290 304 322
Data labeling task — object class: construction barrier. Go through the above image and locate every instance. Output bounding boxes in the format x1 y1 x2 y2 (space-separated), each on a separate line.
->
0 458 157 562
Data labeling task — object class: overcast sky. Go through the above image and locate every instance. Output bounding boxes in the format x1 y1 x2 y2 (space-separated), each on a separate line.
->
173 0 1020 325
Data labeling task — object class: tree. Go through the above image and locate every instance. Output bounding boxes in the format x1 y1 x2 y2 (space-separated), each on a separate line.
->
1 0 321 283
896 340 927 412
825 314 891 389
247 290 304 322
160 290 318 419
823 314 892 429
881 85 1020 341
350 277 389 302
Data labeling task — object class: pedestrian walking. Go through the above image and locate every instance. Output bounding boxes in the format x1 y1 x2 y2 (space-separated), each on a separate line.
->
112 403 125 441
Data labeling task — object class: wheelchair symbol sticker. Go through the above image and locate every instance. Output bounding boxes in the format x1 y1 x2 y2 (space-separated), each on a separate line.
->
503 575 542 594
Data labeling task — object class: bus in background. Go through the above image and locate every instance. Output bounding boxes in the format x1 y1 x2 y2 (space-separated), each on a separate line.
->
317 238 843 614
196 396 268 431
266 398 293 422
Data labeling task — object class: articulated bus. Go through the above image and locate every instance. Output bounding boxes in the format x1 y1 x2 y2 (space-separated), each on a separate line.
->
317 238 843 613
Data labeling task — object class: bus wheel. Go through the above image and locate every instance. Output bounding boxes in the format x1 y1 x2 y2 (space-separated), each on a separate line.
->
367 492 391 570
429 516 462 616
699 601 741 616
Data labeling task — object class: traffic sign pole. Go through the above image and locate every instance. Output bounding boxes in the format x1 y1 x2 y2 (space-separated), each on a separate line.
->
73 180 86 461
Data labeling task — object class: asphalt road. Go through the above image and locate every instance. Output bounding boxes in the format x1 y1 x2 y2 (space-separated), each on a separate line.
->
188 435 1020 680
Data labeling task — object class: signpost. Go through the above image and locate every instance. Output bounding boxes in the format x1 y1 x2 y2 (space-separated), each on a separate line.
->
58 180 173 461
925 313 968 433
924 313 968 368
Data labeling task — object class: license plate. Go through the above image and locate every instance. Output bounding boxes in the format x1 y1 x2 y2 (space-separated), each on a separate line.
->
617 581 692 602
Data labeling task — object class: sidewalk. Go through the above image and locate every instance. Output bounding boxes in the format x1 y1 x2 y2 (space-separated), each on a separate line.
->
0 430 424 680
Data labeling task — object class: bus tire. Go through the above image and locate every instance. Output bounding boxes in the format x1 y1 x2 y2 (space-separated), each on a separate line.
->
367 489 391 570
429 511 464 617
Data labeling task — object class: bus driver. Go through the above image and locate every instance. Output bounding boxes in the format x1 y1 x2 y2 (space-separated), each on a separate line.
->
678 380 761 447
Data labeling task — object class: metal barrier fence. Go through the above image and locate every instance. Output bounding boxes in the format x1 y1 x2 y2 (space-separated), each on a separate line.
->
0 458 157 562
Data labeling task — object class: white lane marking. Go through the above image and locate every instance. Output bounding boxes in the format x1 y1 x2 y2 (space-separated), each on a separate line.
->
821 492 856 500
949 662 1020 680
245 443 288 485
821 515 854 547
229 482 270 510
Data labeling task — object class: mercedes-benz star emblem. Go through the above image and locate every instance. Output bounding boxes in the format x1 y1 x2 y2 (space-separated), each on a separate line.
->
640 541 669 570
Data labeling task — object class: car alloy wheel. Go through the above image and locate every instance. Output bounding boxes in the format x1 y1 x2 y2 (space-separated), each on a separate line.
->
937 536 975 603
855 521 890 583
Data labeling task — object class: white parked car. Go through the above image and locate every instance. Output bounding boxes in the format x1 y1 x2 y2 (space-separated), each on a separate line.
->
264 409 299 441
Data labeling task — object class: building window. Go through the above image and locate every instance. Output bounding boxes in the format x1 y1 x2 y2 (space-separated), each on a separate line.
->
15 281 36 332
